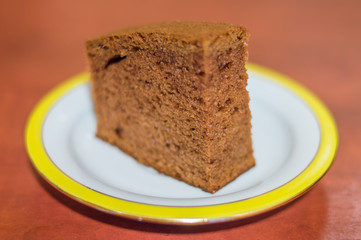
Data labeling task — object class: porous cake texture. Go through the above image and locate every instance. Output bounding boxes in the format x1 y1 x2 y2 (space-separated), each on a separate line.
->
86 21 255 193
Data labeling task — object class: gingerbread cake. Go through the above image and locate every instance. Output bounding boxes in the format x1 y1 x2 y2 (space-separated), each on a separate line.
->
86 21 255 193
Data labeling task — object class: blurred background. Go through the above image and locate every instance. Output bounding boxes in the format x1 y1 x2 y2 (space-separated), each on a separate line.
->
0 0 360 239
1 0 360 103
1 0 360 97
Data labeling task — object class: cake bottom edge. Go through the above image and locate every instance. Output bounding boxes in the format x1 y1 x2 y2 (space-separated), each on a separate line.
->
96 132 256 194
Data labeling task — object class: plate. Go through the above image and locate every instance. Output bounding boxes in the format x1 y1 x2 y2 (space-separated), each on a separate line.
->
25 63 338 225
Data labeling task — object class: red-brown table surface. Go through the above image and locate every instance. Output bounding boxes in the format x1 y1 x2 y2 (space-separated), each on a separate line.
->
1 0 360 239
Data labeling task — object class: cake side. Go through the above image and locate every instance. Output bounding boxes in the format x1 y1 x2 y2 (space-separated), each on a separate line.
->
87 27 211 191
86 22 254 193
202 34 255 192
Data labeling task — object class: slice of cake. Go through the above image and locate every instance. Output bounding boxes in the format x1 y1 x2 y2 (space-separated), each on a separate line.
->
86 21 255 193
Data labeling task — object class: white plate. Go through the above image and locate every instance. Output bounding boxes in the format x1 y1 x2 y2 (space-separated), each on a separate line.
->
26 63 338 224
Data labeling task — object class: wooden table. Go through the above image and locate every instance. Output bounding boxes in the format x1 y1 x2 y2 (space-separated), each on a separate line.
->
1 0 360 239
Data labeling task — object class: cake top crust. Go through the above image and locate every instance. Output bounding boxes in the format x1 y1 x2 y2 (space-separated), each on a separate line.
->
114 21 246 37
86 21 249 73
88 21 249 44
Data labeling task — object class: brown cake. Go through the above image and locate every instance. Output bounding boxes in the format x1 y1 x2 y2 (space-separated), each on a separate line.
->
86 21 255 193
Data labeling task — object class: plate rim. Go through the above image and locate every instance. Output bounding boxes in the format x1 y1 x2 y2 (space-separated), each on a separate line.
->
25 63 338 225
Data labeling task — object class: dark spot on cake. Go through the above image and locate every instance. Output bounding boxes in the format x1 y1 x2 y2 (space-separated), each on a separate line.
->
232 106 239 115
138 33 146 41
225 98 231 105
115 127 123 138
194 97 203 104
166 143 170 148
132 46 140 52
223 62 232 69
190 127 196 131
218 61 232 71
105 55 127 69
215 101 226 112
209 159 215 164
144 80 151 90
198 71 205 76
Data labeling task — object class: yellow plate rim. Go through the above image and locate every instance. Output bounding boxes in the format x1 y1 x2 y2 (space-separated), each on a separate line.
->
25 63 338 225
